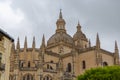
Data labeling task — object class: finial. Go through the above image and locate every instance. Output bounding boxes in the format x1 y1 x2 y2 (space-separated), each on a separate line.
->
32 36 36 49
16 37 20 49
59 9 63 19
77 21 81 32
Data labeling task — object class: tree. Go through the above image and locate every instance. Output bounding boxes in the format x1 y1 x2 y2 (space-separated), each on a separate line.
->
77 66 120 80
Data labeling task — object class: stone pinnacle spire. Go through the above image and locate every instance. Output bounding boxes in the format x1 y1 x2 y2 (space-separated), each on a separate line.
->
96 33 100 50
24 36 27 50
40 34 46 49
42 34 45 47
32 36 36 49
114 40 119 65
115 40 118 51
16 37 20 50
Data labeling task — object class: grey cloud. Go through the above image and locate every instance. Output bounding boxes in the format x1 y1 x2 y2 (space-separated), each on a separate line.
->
0 0 120 51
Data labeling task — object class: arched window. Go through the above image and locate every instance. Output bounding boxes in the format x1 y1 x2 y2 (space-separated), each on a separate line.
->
67 63 72 72
103 62 108 66
27 75 30 80
23 76 25 80
82 61 86 69
43 75 52 80
23 74 33 80
28 61 30 68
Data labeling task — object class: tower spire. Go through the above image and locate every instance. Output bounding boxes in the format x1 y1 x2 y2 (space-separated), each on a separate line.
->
16 37 20 50
32 36 36 49
59 9 63 19
56 9 66 33
24 36 27 51
96 33 100 50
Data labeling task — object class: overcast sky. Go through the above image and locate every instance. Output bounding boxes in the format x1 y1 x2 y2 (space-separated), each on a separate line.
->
0 0 120 52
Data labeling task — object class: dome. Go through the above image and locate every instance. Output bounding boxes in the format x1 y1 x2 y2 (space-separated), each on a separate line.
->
47 32 74 46
73 22 88 41
73 31 88 41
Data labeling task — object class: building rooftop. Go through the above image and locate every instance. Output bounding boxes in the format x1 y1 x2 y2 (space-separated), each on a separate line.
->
0 28 14 42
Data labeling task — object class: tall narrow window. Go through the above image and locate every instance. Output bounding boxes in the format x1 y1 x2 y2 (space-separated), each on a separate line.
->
47 64 49 69
27 75 30 80
82 61 86 69
68 63 72 72
23 74 33 80
43 76 52 80
47 76 49 80
28 61 30 68
21 62 23 67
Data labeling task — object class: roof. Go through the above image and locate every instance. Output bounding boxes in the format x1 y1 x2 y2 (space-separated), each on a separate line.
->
0 28 14 42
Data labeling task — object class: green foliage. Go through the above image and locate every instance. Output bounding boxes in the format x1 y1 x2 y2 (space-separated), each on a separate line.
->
77 66 120 80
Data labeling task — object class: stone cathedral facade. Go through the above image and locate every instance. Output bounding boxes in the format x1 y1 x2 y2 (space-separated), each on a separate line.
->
9 11 119 80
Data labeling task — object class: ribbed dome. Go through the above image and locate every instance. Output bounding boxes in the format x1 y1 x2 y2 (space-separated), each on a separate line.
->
73 31 88 41
47 33 73 46
73 22 88 41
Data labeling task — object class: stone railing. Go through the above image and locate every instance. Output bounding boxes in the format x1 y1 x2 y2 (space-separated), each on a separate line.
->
43 69 57 73
19 67 37 71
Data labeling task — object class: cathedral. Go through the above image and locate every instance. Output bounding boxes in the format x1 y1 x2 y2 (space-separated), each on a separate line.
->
8 10 119 80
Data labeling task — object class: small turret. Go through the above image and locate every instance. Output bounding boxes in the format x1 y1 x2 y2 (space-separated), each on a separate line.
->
73 21 88 49
114 41 119 65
